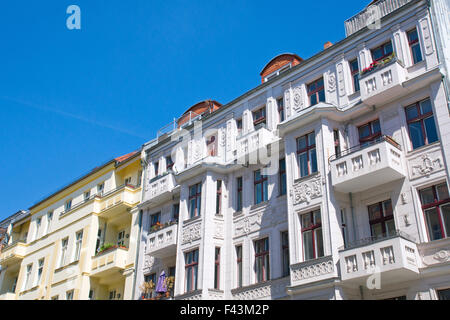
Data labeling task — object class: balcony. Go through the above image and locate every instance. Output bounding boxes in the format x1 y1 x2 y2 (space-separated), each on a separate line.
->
145 173 176 205
235 126 277 162
339 231 419 285
146 222 178 258
0 241 26 266
90 247 128 278
359 55 407 106
344 0 413 36
290 255 336 287
96 184 141 217
330 136 405 193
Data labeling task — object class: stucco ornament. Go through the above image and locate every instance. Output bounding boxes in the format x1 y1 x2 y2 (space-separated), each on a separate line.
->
290 175 324 205
412 154 442 177
234 212 263 236
284 89 291 118
292 86 303 111
327 72 336 92
433 250 450 262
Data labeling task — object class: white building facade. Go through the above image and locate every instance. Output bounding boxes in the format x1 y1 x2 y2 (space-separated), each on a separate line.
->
135 0 450 300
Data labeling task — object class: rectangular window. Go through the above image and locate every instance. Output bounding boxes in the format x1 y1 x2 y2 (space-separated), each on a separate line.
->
154 162 159 177
350 59 360 92
84 190 91 201
97 183 104 195
173 203 180 222
281 231 290 277
108 290 116 300
277 97 285 122
333 129 341 157
216 180 222 215
297 132 317 178
279 159 287 196
407 28 423 64
46 211 53 234
236 118 243 136
371 41 393 62
35 217 42 240
60 238 68 267
124 176 132 186
405 98 438 150
137 170 143 187
254 169 268 205
169 266 176 277
88 290 95 300
206 135 217 157
437 288 450 300
144 273 156 298
252 107 267 129
150 212 161 228
340 208 349 248
237 177 243 212
368 199 396 239
188 183 202 218
36 258 44 285
307 77 325 106
358 119 381 146
166 156 174 171
236 245 243 288
214 247 221 289
254 238 270 283
95 229 102 253
419 182 450 241
185 249 199 292
74 230 83 261
65 199 72 212
301 210 324 261
66 290 74 300
24 264 32 290
117 230 125 247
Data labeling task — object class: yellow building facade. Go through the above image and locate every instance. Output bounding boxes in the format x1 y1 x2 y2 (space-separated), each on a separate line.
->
0 151 142 300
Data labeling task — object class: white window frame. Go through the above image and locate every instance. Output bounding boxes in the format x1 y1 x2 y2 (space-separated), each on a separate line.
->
60 238 69 267
45 211 53 235
264 63 292 82
36 258 44 286
74 230 83 261
23 264 33 290
35 217 42 240
117 230 125 247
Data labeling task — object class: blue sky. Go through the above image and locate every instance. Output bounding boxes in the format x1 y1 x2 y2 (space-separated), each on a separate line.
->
0 0 368 220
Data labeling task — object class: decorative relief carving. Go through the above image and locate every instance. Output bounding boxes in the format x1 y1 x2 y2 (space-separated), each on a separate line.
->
337 63 345 97
144 255 156 270
421 247 450 266
401 192 407 205
284 88 291 118
327 72 336 92
433 250 450 262
290 175 324 205
233 285 270 300
411 153 443 178
214 221 224 239
292 86 303 111
419 18 434 55
291 258 334 282
234 212 263 237
182 221 202 244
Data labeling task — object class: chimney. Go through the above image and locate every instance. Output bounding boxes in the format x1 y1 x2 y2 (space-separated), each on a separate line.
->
324 41 333 50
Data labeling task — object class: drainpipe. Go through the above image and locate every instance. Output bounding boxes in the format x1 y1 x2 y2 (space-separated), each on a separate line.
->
349 192 357 243
131 209 143 300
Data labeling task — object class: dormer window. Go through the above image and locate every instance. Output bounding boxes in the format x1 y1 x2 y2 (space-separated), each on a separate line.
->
264 63 291 83
252 107 266 129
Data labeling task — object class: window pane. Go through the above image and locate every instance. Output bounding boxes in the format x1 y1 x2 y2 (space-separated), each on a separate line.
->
384 42 393 55
408 29 418 42
408 121 425 149
412 45 423 64
303 231 314 260
318 89 325 102
313 210 321 224
406 105 419 120
359 124 370 139
297 136 307 150
308 132 315 146
420 99 433 114
385 219 396 236
315 228 324 258
425 207 443 240
368 204 381 220
256 183 262 204
371 223 383 238
301 214 312 229
424 116 438 144
310 149 317 173
372 120 381 134
310 94 317 106
263 180 268 202
440 204 450 238
437 184 450 201
383 200 393 217
372 47 382 61
420 187 435 205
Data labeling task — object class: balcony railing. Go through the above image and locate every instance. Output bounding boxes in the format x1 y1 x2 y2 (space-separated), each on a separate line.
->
290 255 336 287
147 222 178 258
344 0 413 36
145 172 176 204
0 240 27 266
235 126 276 161
91 247 128 277
340 230 415 251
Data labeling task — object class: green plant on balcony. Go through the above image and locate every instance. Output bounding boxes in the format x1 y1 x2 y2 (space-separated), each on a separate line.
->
164 276 175 298
360 52 396 76
96 243 128 256
140 280 155 300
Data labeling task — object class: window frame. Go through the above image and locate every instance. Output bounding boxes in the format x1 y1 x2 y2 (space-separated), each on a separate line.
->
60 238 68 267
349 58 360 92
216 180 222 215
405 98 438 150
301 210 324 261
74 230 83 261
419 183 450 241
279 158 287 196
185 249 199 293
254 237 270 283
368 199 396 238
277 97 285 122
358 119 381 146
281 231 290 277
371 41 394 62
188 183 202 219
296 132 317 178
237 177 243 212
252 106 267 128
236 245 243 288
407 27 423 65
307 77 325 106
214 247 221 289
254 169 268 205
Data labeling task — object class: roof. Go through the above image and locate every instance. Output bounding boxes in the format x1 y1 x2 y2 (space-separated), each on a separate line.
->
259 53 303 76
181 100 222 117
115 151 139 163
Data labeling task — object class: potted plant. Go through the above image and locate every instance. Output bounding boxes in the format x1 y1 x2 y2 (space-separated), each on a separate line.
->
164 276 175 298
139 280 155 300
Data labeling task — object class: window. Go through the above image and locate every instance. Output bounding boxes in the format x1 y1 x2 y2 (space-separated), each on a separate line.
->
60 238 68 267
117 230 125 247
340 208 349 248
333 129 341 157
154 162 159 177
108 290 117 300
206 135 217 157
368 199 396 239
88 290 95 300
169 266 176 277
277 97 285 122
188 183 202 218
358 119 381 146
405 98 438 150
371 41 393 62
301 210 324 261
214 247 221 289
172 203 180 221
24 264 32 290
150 212 161 228
137 170 143 187
237 177 243 211
216 180 222 215
419 182 450 241
350 59 360 92
124 176 132 185
279 159 287 196
236 118 243 136
74 230 83 261
185 249 199 292
64 199 72 212
254 169 268 205
437 288 450 300
144 273 156 298
95 229 102 253
11 276 17 293
36 259 44 285
66 290 74 300
254 238 270 283
281 231 290 277
97 183 104 195
236 245 243 288
35 217 42 240
407 28 423 64
166 156 174 171
46 211 53 234
297 132 317 178
307 77 325 106
252 107 266 129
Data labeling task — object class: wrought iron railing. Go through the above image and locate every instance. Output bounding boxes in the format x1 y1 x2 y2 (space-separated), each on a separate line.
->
339 230 415 251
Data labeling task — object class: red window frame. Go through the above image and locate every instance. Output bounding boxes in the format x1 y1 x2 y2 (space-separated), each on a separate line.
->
277 97 285 122
296 132 317 178
405 99 437 149
188 183 202 218
237 177 243 211
307 77 325 106
214 247 221 289
300 210 323 261
371 41 393 62
254 169 268 204
368 200 395 237
216 180 222 215
407 28 422 64
254 238 270 283
358 119 381 145
184 249 199 292
252 107 266 127
419 183 450 241
349 59 360 92
236 245 243 288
